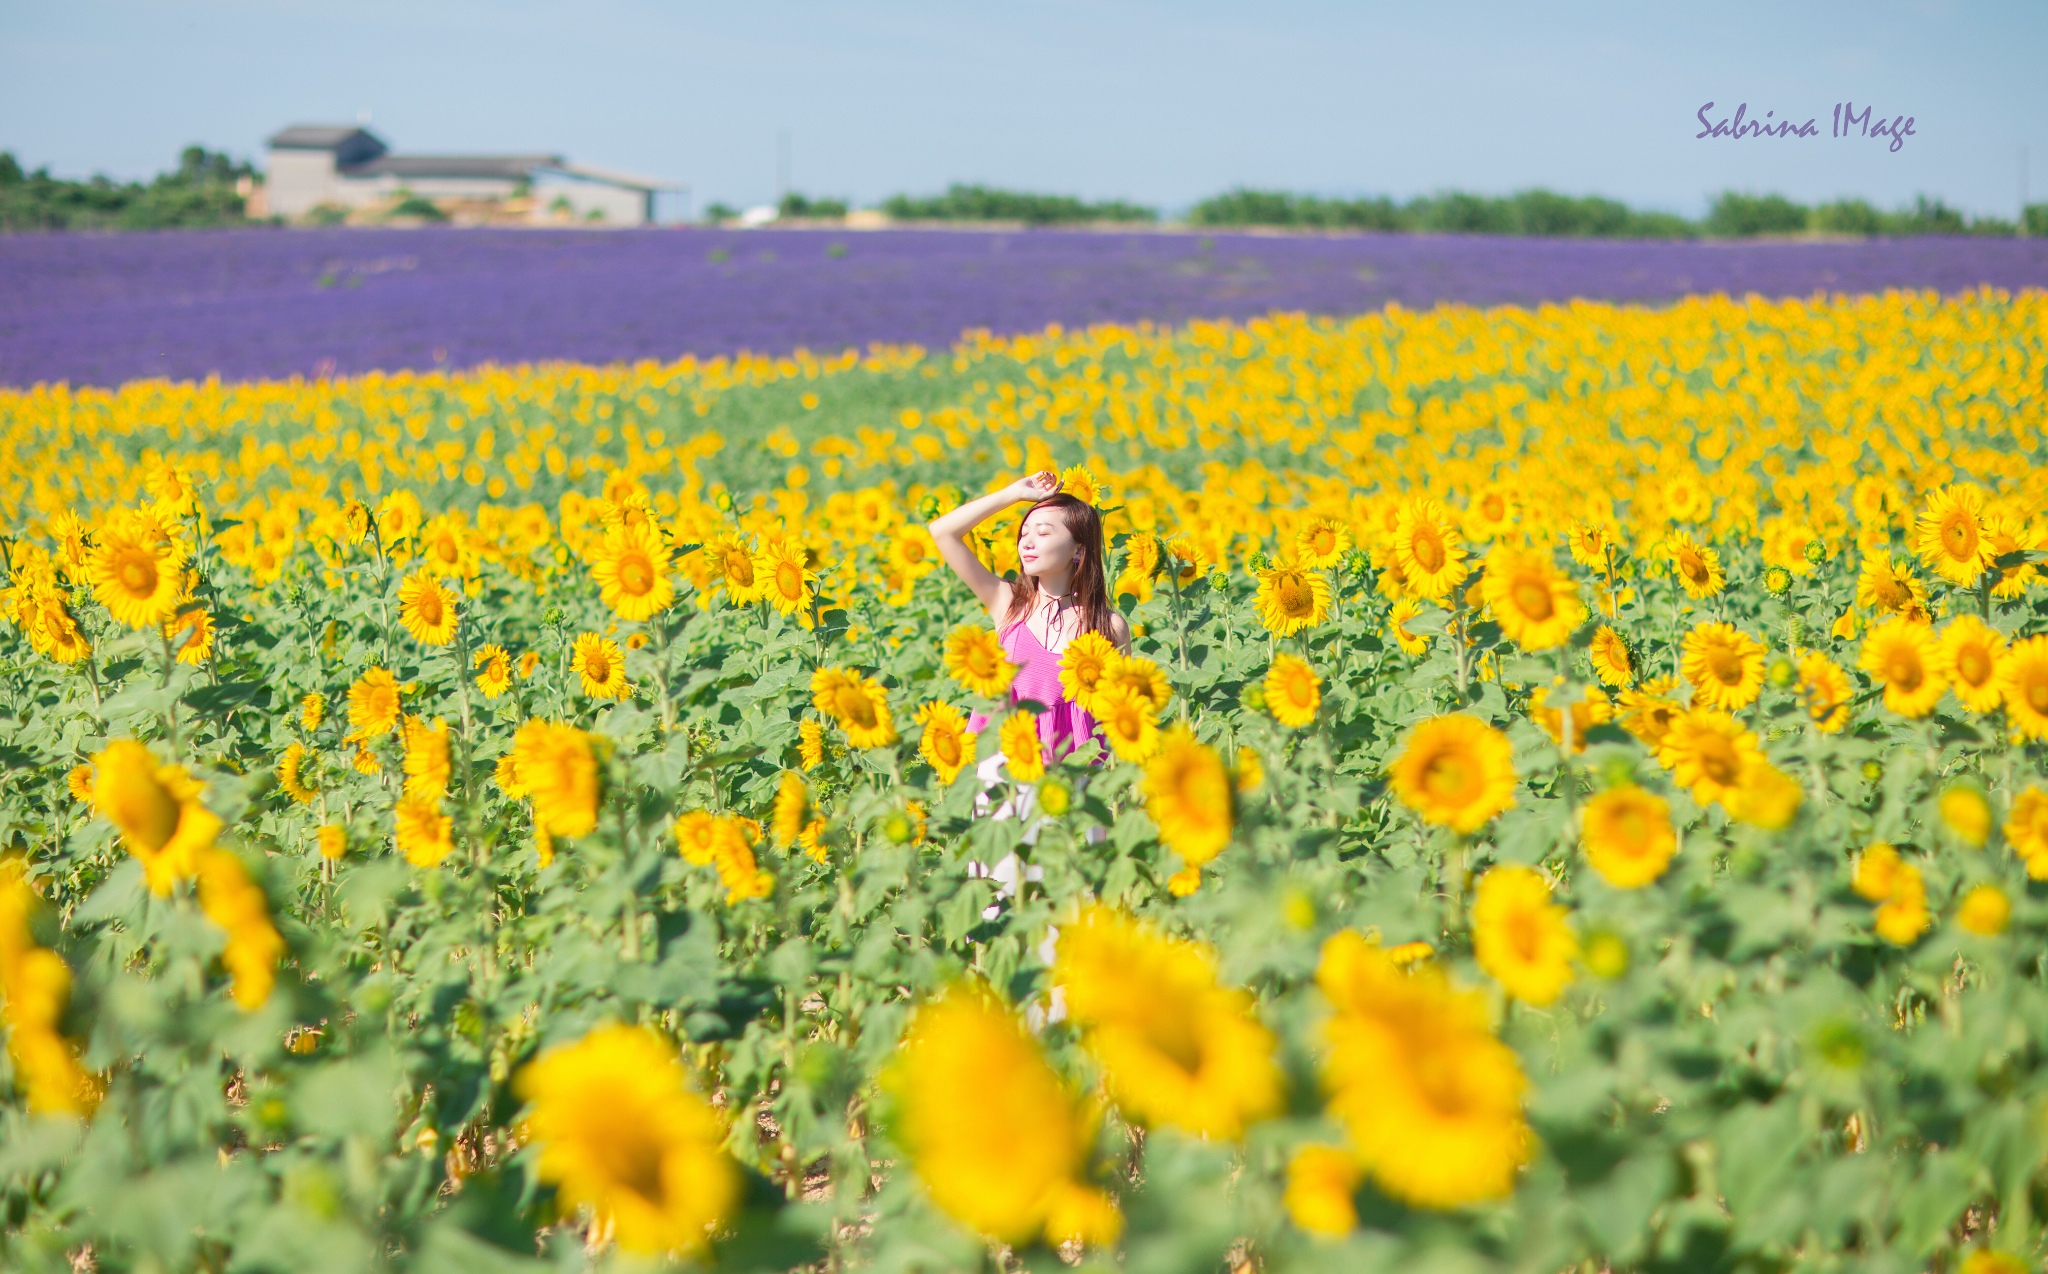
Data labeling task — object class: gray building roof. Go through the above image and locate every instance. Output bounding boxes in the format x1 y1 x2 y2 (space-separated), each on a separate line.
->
269 125 385 151
344 154 562 181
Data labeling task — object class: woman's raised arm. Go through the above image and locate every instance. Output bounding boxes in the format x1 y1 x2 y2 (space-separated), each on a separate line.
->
926 471 1058 611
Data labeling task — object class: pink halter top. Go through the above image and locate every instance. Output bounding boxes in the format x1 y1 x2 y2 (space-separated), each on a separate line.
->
967 620 1101 761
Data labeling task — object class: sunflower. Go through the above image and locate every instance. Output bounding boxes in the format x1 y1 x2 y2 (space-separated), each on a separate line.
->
86 513 184 629
342 668 401 741
1617 678 1683 748
165 607 215 665
1115 533 1159 602
1058 632 1118 710
1914 483 1993 586
25 590 92 665
1796 649 1852 732
1285 1146 1362 1237
1656 709 1760 809
300 692 326 731
1567 521 1614 571
494 747 527 799
1852 842 1905 901
517 650 541 679
512 719 601 838
88 737 222 897
276 742 318 805
2006 786 2048 872
1233 746 1265 794
1680 622 1765 711
515 1024 740 1257
192 847 284 1011
1316 931 1530 1208
1957 886 2011 937
1052 906 1282 1139
1254 565 1332 636
396 571 459 646
1856 554 1929 619
65 764 93 803
1101 652 1171 712
571 632 631 700
1527 683 1612 754
317 824 347 860
394 794 453 868
401 716 451 799
998 711 1046 782
1479 546 1584 651
1471 865 1577 1006
885 525 938 579
771 771 814 851
705 534 762 603
1391 496 1470 600
1984 508 2039 599
810 667 898 748
1387 598 1430 656
673 810 720 866
798 718 826 771
1586 625 1633 688
1940 616 2007 713
1938 784 1992 847
1095 685 1160 762
944 626 1018 698
591 525 675 621
2000 637 2048 741
1873 863 1930 946
914 701 972 784
1858 617 1948 719
1667 534 1726 598
1143 723 1234 892
882 985 1122 1249
1727 759 1802 830
1387 715 1517 834
754 538 817 627
1264 655 1322 729
472 644 512 698
1295 516 1352 569
1581 785 1676 887
1463 485 1518 543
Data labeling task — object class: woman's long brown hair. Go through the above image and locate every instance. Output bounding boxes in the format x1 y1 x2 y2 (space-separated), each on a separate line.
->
1002 494 1115 639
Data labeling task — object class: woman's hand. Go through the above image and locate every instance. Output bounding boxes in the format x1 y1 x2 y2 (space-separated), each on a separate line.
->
928 471 1060 612
1006 471 1059 503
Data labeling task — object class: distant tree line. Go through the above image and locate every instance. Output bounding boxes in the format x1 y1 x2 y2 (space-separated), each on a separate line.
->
879 184 1156 226
753 184 2047 238
1187 188 2041 238
0 146 259 231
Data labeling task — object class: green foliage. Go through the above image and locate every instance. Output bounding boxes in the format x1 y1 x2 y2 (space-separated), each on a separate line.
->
777 193 848 219
881 183 1157 225
388 193 450 223
0 145 258 232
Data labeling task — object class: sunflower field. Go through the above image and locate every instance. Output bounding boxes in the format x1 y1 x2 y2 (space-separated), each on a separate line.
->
2 288 2048 1273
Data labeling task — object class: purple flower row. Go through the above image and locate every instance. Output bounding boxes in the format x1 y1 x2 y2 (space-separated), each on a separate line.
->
3 225 2046 388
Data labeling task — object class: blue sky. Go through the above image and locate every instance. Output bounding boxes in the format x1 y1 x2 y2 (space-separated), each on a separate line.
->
3 0 2043 220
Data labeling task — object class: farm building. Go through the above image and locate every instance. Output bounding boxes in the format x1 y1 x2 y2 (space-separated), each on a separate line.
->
263 124 674 225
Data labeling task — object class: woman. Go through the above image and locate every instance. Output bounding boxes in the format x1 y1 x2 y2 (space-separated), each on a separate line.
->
927 470 1132 762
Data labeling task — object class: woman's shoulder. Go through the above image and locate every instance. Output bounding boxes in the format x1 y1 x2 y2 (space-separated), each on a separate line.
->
1105 609 1133 647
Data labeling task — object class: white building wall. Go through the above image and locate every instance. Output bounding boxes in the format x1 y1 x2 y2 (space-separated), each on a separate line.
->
530 181 650 226
335 175 525 203
265 150 343 218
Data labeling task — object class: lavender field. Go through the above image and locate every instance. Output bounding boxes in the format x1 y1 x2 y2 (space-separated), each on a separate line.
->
4 225 2047 387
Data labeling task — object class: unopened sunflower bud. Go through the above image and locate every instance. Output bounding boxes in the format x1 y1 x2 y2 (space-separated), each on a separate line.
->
1037 780 1071 817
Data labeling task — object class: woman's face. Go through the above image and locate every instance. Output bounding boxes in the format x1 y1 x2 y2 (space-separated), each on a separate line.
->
1016 506 1079 580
